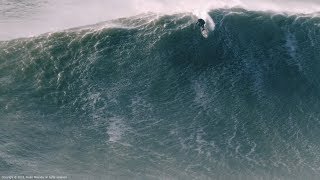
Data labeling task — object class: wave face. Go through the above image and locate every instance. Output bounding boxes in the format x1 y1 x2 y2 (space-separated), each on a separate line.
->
1 9 320 179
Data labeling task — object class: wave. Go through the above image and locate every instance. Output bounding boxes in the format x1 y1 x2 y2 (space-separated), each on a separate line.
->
1 8 320 179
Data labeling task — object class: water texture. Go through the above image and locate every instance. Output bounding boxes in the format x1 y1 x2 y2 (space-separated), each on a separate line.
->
1 7 320 180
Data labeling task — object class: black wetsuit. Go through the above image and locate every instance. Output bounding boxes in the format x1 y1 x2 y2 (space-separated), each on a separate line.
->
197 19 205 29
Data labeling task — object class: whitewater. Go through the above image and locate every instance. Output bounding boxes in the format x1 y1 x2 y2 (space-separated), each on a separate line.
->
1 0 320 179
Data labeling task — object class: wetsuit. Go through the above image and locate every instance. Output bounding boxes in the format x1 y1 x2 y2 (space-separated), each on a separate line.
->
197 19 205 29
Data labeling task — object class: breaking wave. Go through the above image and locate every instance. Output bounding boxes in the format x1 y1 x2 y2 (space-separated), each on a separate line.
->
1 8 320 179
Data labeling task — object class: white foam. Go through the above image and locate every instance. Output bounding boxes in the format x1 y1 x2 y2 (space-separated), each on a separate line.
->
285 31 303 71
107 117 129 143
1 0 320 40
285 32 298 59
128 0 320 16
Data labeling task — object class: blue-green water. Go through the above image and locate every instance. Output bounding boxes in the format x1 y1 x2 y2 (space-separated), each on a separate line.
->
1 8 320 179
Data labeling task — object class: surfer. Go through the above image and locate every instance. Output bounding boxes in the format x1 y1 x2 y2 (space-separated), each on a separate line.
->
196 19 206 31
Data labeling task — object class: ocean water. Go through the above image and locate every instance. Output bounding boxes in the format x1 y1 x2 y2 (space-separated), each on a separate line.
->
1 1 320 180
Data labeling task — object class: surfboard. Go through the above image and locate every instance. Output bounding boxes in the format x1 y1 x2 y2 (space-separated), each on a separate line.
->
201 27 209 38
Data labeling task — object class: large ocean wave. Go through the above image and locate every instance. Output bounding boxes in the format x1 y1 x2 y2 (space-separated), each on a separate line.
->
1 8 320 179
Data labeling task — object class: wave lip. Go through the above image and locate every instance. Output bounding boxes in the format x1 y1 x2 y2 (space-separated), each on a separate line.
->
2 0 320 40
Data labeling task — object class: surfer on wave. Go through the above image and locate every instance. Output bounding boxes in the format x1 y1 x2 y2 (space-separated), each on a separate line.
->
196 19 206 31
